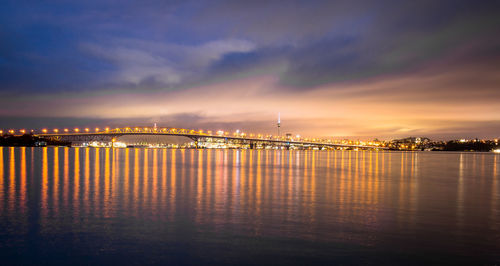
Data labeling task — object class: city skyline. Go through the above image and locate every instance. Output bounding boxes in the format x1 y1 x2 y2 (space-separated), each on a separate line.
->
1 1 500 139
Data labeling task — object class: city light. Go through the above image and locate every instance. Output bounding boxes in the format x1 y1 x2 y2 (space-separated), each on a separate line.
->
42 129 47 133
64 128 69 132
113 141 127 148
74 128 80 132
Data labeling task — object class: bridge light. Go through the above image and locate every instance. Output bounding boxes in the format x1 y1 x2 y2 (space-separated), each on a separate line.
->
64 128 69 132
9 130 14 134
20 129 25 134
0 130 3 134
85 128 89 132
74 128 80 132
95 128 99 132
105 127 109 132
42 129 47 133
54 129 59 133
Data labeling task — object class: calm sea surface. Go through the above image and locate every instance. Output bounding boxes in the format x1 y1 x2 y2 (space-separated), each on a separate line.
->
0 147 499 265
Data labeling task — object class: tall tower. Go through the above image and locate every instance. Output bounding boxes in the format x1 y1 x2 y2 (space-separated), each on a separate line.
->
277 112 281 137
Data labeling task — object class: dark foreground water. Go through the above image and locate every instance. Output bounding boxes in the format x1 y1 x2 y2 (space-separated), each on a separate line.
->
0 147 499 265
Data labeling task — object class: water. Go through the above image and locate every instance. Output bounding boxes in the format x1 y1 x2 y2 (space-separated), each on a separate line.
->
0 147 499 265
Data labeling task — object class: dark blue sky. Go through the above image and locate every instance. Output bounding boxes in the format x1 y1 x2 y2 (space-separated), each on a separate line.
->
1 0 500 139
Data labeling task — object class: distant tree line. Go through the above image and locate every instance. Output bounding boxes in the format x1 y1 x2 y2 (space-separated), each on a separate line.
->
0 134 70 147
441 140 497 152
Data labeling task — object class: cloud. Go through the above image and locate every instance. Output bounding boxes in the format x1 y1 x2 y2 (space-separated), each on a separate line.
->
80 38 255 89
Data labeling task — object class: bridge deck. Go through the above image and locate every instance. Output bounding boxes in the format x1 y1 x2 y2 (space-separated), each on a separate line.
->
32 128 386 149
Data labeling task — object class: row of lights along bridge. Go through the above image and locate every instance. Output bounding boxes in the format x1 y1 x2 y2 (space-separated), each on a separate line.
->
0 126 390 148
1 127 313 141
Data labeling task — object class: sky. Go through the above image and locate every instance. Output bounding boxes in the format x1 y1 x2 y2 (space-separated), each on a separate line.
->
1 0 500 140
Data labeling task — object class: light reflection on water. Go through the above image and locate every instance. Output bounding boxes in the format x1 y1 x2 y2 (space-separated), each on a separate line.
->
0 147 499 265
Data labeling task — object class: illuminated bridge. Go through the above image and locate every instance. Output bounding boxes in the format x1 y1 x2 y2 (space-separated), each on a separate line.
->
3 126 386 150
